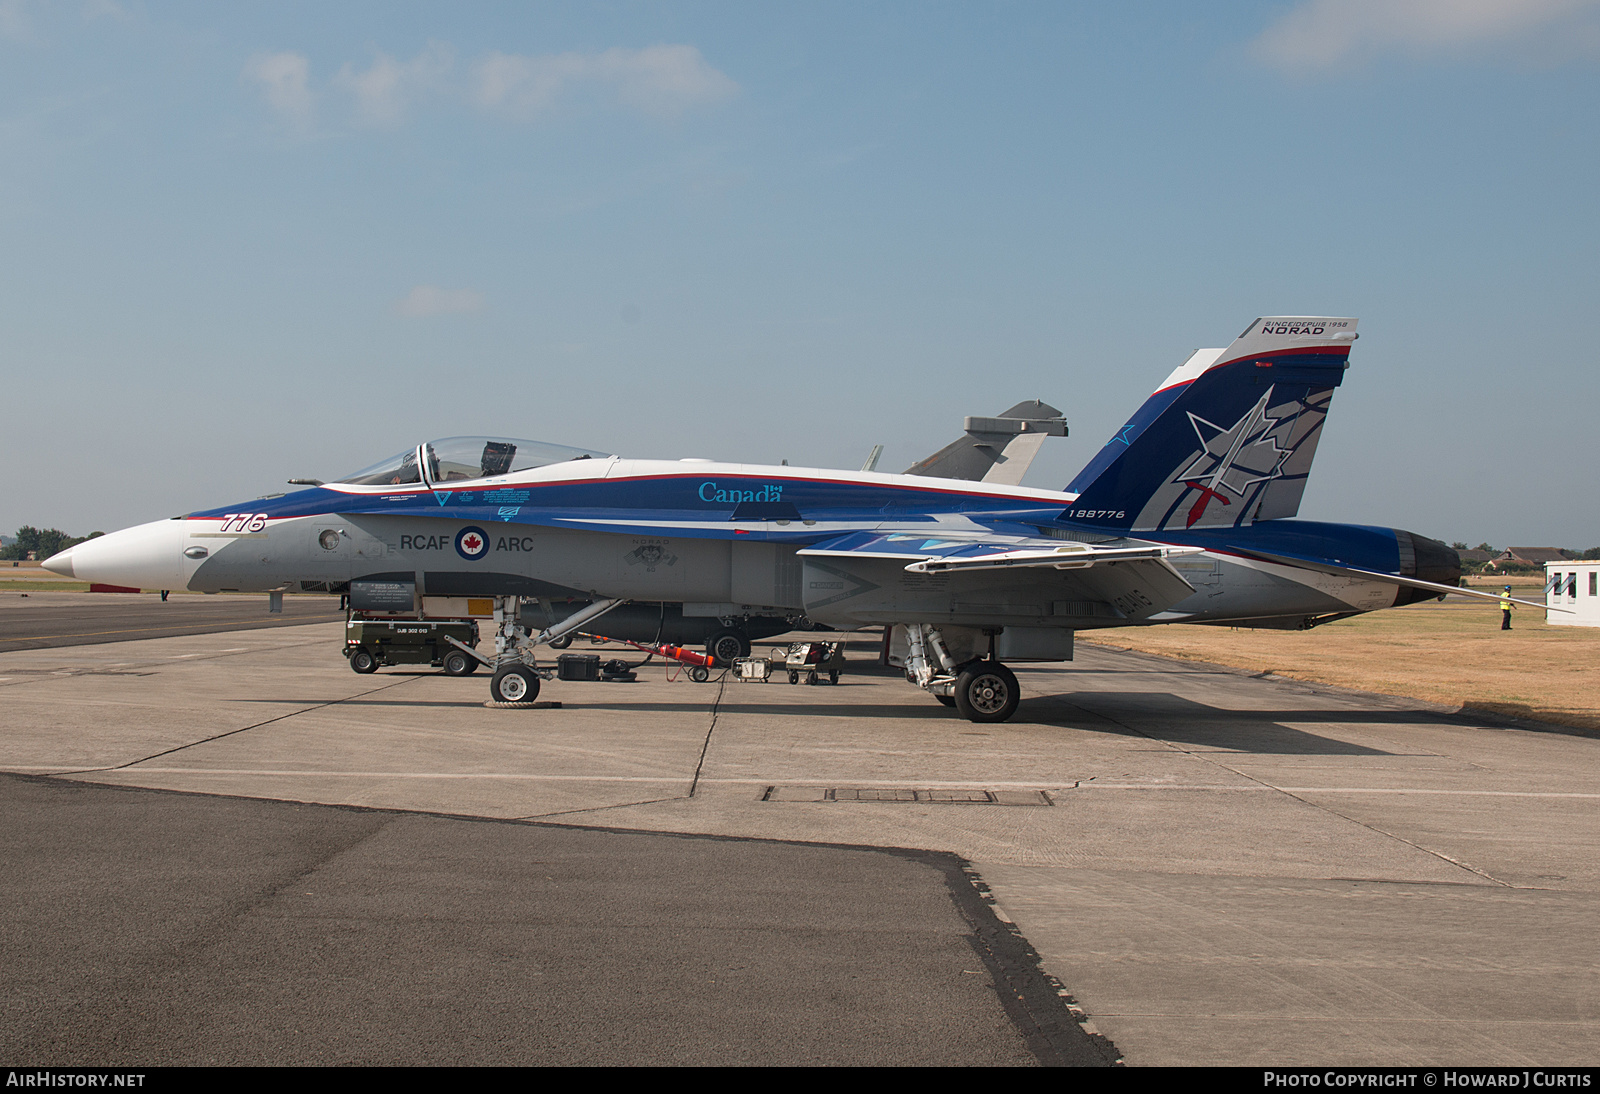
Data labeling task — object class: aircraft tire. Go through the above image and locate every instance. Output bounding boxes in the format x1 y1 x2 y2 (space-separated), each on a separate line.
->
548 634 573 650
953 662 1019 723
707 629 751 667
348 648 378 675
934 693 956 707
443 650 475 676
490 665 540 704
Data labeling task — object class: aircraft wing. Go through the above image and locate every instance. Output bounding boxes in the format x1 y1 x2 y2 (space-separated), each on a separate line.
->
798 531 1200 571
798 531 1200 620
1239 549 1570 612
905 543 1202 573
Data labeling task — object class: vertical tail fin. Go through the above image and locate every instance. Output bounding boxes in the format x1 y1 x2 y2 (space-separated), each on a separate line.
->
1064 317 1358 532
906 400 1068 484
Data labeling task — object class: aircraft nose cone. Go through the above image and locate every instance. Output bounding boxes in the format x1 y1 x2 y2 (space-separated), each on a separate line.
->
59 520 188 590
41 549 76 578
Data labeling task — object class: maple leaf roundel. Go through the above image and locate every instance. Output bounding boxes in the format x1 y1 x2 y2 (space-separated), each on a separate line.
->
454 526 490 561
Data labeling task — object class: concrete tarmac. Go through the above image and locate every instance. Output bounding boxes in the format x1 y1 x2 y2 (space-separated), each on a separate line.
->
0 590 343 653
1 619 1596 1065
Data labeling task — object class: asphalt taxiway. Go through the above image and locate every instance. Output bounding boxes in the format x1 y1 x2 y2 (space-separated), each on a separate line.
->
2 595 1596 1065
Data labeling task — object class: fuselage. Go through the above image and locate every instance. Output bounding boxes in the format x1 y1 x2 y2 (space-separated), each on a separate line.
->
46 456 1458 631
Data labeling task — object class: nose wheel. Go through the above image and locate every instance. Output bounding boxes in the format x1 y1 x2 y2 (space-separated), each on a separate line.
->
490 665 541 704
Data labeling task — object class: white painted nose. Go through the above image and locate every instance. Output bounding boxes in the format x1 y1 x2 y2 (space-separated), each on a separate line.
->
41 519 187 590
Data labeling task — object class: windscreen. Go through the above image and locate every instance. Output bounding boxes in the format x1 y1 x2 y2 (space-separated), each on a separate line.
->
337 437 611 486
337 448 422 486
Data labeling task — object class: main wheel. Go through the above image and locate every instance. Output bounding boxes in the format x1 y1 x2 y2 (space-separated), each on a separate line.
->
706 629 751 667
349 648 378 674
548 634 573 650
490 665 540 703
443 650 475 676
934 693 956 707
953 662 1019 723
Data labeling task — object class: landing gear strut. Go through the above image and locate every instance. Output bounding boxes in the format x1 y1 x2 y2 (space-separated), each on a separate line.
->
898 623 1021 723
445 596 628 705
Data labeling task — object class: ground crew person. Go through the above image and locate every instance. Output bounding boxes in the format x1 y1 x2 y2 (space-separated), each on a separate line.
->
1500 585 1514 630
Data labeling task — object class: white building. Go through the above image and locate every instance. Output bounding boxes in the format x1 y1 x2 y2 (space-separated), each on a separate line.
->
1545 561 1600 627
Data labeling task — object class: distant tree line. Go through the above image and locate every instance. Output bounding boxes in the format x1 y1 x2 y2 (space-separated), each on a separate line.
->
0 526 103 561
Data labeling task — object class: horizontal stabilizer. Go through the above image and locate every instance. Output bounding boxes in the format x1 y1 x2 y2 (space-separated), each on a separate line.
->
1243 550 1570 612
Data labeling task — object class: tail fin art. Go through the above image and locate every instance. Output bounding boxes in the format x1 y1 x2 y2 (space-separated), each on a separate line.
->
1062 317 1357 533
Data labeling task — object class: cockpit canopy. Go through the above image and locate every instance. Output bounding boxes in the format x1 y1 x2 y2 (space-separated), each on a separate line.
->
337 436 613 487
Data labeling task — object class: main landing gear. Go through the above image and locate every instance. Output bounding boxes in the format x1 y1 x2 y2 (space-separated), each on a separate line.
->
705 628 751 668
898 623 1022 724
950 661 1019 723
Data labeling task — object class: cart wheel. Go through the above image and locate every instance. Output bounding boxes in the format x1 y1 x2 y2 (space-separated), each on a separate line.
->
490 665 539 704
442 650 475 676
349 648 378 674
689 665 709 683
788 671 799 685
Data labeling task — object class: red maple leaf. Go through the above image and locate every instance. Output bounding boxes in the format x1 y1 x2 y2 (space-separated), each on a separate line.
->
462 534 482 551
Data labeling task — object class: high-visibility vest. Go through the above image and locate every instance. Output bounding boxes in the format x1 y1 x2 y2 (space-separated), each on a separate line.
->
1499 595 1513 610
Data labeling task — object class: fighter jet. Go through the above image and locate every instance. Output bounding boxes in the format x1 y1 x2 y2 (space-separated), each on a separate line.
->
530 398 1071 660
49 316 1518 721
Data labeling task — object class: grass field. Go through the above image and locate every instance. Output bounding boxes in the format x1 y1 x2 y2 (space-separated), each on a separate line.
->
1080 587 1600 733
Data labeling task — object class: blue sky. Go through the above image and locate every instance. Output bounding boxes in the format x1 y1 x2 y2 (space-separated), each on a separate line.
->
3 1 1597 548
